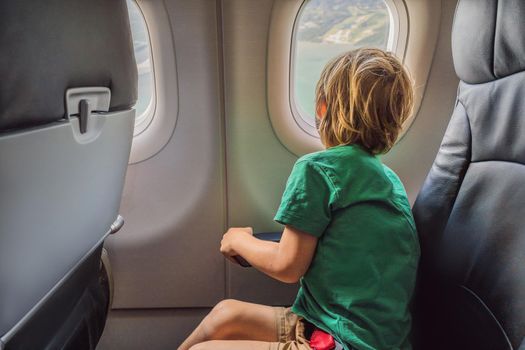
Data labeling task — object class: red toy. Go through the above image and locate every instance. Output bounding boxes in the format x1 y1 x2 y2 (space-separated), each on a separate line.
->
309 328 336 350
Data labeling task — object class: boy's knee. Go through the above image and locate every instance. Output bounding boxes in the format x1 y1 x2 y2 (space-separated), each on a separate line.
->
202 299 243 339
213 299 242 314
190 341 225 350
188 341 212 350
188 343 203 350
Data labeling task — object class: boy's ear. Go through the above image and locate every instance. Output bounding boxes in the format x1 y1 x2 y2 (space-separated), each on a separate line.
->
316 101 328 119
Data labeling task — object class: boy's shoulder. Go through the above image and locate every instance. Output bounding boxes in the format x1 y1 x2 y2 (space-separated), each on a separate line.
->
295 145 397 198
296 144 374 170
296 149 326 165
294 145 379 198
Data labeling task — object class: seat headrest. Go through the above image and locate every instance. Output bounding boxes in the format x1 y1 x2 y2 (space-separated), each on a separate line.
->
0 0 138 132
452 0 525 84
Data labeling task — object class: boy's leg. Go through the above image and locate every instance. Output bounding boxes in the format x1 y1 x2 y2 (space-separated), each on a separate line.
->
189 340 309 350
188 340 273 350
178 299 280 350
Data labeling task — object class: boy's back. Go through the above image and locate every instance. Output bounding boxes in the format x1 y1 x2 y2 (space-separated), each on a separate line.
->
275 144 420 350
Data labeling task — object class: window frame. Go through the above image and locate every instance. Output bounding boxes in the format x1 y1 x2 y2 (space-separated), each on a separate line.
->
128 0 157 137
127 0 180 164
268 0 441 156
289 0 406 137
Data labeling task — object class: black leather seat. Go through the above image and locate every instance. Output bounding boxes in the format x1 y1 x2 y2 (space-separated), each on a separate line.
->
0 1 137 349
413 0 525 349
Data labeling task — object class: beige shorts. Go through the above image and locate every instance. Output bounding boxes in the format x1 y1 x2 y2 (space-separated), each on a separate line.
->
269 307 312 350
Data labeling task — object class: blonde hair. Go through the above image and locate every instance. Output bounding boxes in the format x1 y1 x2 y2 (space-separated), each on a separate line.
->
315 48 414 154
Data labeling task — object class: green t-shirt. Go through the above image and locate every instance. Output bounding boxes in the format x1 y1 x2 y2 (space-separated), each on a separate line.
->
274 144 420 350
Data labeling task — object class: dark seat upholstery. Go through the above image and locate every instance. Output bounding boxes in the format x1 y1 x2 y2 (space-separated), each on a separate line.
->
0 0 137 132
413 0 525 349
0 1 137 349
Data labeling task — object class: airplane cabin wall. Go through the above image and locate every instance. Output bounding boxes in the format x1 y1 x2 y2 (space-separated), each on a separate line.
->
222 0 300 305
100 0 226 348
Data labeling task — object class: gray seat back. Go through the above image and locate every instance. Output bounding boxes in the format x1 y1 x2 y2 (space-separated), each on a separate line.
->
413 0 525 349
0 0 137 347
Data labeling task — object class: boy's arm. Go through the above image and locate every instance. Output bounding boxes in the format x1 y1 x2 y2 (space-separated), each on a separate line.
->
220 226 318 283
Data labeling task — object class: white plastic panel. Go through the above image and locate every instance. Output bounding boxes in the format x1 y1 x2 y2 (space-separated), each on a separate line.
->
106 0 226 309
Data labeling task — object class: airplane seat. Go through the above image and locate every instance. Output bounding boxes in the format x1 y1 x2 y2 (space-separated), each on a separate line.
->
0 1 137 349
412 0 525 349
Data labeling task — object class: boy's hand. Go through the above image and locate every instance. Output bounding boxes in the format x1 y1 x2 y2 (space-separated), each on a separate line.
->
220 227 253 258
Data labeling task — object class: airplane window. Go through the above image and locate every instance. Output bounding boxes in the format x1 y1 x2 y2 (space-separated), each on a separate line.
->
127 0 156 132
292 0 392 125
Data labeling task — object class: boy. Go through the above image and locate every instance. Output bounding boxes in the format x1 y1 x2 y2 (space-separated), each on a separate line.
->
179 48 419 350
